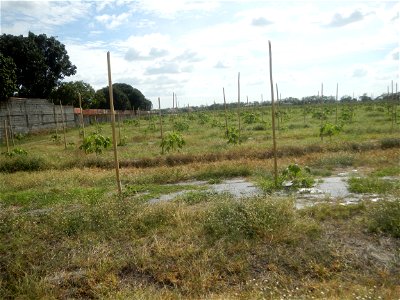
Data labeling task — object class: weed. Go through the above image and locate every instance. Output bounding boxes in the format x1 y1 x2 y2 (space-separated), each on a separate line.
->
204 197 295 241
348 177 399 194
381 138 400 149
0 155 48 173
367 200 400 237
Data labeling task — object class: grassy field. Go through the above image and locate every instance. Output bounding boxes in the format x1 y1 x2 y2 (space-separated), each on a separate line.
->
0 101 399 299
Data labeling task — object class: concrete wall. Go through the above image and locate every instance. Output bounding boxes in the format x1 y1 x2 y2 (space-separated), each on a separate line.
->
0 98 150 143
0 97 75 142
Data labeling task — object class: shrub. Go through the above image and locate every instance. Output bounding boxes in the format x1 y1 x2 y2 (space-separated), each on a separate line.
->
173 121 189 132
367 200 400 237
381 138 400 149
319 123 342 141
0 155 48 173
204 197 294 241
2 148 28 157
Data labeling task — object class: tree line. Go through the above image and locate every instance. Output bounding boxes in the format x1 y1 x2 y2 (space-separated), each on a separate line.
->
0 32 152 111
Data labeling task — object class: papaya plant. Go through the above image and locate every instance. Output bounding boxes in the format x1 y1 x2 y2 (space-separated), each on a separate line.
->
320 123 342 141
226 126 240 144
160 132 186 153
79 132 111 155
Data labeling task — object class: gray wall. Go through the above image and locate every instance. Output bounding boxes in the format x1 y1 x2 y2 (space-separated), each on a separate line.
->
0 98 75 142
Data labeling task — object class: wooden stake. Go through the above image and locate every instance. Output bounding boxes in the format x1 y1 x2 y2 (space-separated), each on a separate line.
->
268 41 278 187
117 112 122 145
237 72 241 140
78 92 85 139
158 97 164 154
107 51 122 195
59 101 67 149
275 83 280 130
335 83 338 124
321 83 324 126
6 103 15 146
4 120 10 154
53 104 59 139
391 80 394 131
223 87 228 135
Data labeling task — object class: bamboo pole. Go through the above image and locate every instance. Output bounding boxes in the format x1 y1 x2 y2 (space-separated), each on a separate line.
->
223 87 228 135
78 92 85 139
275 83 280 130
321 83 324 126
335 83 338 124
6 104 15 146
391 80 394 131
237 72 241 140
158 97 163 139
107 51 122 195
117 112 122 145
59 101 67 149
53 104 59 139
4 120 10 154
268 41 278 187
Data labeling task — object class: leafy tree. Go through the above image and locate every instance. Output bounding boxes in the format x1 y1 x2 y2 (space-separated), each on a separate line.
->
95 85 131 110
113 83 152 111
94 83 151 111
0 53 17 101
50 81 95 108
0 32 76 98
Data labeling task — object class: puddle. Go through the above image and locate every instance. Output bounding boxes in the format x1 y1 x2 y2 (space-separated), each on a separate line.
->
210 178 261 198
146 169 389 207
148 178 261 203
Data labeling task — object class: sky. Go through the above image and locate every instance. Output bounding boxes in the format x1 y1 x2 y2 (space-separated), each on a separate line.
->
0 0 399 108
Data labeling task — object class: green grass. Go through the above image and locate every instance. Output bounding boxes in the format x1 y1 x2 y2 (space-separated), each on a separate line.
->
1 102 399 299
348 176 400 194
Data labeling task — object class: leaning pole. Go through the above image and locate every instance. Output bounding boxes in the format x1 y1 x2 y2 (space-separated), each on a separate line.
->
107 51 122 195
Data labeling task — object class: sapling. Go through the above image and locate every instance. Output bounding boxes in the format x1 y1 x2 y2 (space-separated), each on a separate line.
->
319 123 342 141
160 132 185 153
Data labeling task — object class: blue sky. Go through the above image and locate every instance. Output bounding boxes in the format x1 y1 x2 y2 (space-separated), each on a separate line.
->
1 0 399 108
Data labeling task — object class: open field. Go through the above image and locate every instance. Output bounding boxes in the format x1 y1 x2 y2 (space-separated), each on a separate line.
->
1 102 399 299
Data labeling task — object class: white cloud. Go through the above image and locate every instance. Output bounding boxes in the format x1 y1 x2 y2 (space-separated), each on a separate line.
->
1 1 92 35
95 12 130 29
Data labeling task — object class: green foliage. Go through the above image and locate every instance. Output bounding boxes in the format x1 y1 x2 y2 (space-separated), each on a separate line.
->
243 112 258 124
2 148 28 157
173 120 189 132
49 80 95 108
0 155 47 173
118 136 128 146
197 112 210 124
340 107 354 122
281 164 314 189
319 123 342 140
258 164 314 193
204 197 295 241
123 119 139 126
0 52 17 101
79 132 111 155
226 126 240 144
160 132 185 153
367 200 400 237
380 138 400 149
0 32 76 98
50 134 61 143
348 177 400 194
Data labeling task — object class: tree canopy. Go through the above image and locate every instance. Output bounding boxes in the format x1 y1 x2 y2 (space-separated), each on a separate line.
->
50 81 95 108
0 52 17 101
0 32 76 99
94 83 152 111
